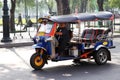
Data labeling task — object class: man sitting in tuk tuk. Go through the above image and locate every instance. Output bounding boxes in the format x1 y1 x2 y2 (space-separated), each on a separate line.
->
55 23 70 57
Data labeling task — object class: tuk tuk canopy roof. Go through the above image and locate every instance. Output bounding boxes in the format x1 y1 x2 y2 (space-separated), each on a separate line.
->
39 11 113 23
49 14 77 23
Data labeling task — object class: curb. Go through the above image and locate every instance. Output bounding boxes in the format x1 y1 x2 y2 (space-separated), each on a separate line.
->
0 41 34 48
113 35 120 38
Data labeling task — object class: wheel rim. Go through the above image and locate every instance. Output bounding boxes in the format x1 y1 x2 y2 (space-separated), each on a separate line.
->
98 52 107 63
34 56 43 66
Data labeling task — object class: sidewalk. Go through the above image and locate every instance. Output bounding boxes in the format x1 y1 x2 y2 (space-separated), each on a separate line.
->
113 32 120 38
0 38 34 48
0 31 35 48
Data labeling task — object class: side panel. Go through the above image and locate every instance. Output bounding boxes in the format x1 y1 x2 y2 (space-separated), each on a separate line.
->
78 43 85 52
32 42 52 55
32 43 45 49
95 45 105 51
46 42 52 55
94 41 103 50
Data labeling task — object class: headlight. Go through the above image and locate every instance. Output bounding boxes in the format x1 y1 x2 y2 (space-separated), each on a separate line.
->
45 37 53 42
36 36 40 42
103 41 108 46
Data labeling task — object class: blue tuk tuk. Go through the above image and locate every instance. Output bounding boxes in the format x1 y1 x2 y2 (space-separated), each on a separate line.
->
30 11 115 70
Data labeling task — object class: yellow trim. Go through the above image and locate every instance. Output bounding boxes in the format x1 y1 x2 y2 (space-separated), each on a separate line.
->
37 32 45 36
38 19 43 23
34 56 43 66
103 41 108 46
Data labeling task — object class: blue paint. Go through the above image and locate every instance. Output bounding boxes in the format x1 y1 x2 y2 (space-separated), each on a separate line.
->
78 43 85 52
32 36 52 55
94 41 103 50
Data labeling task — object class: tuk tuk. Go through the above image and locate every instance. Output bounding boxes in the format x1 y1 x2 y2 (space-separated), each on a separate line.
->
30 11 115 70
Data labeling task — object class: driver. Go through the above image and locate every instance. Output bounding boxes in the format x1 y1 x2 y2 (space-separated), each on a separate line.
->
55 23 70 57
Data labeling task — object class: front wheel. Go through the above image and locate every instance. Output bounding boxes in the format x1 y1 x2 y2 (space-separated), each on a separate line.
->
94 48 108 65
30 53 45 70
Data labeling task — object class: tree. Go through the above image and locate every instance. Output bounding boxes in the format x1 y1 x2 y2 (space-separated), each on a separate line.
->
9 0 35 32
16 0 35 20
109 0 120 8
97 0 104 11
87 0 98 12
69 0 81 13
103 0 110 11
62 0 70 14
97 0 104 27
55 0 70 15
10 0 16 32
0 1 2 8
80 0 88 12
44 0 55 15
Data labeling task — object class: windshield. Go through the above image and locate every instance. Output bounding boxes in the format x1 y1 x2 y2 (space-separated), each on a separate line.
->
39 23 53 34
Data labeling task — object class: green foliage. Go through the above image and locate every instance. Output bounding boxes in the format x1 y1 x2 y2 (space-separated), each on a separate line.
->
16 0 24 7
45 0 54 9
16 0 35 8
27 0 35 8
0 1 2 8
87 0 98 12
69 0 81 13
109 0 120 8
91 0 98 11
38 0 57 16
38 1 48 9
0 18 2 25
69 0 98 13
103 0 110 10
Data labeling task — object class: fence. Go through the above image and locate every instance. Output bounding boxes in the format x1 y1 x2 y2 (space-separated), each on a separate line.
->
0 24 38 41
0 18 120 41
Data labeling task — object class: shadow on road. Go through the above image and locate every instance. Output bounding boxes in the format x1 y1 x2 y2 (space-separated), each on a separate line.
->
0 61 120 80
32 62 115 80
0 64 32 80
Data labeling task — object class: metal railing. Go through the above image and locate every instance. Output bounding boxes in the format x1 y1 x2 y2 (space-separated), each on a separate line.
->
0 24 38 41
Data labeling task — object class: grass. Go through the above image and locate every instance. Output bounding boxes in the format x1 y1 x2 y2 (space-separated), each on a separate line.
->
114 31 120 33
0 18 37 25
0 18 2 25
15 18 37 24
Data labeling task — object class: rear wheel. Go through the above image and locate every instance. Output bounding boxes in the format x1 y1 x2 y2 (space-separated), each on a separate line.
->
94 48 108 65
73 58 81 64
30 53 45 70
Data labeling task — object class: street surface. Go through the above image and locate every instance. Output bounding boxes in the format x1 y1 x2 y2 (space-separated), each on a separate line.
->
0 38 120 80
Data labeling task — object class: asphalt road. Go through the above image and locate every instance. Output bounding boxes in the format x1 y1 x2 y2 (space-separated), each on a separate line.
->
0 38 120 80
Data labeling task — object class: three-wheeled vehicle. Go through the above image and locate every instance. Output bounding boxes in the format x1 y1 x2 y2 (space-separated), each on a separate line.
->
30 11 115 70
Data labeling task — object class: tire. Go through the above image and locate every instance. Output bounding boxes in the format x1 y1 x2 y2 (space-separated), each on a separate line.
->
30 53 45 70
94 48 108 65
73 58 81 64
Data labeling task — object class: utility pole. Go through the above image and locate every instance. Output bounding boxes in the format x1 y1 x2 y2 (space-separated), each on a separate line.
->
36 0 38 29
1 0 12 42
